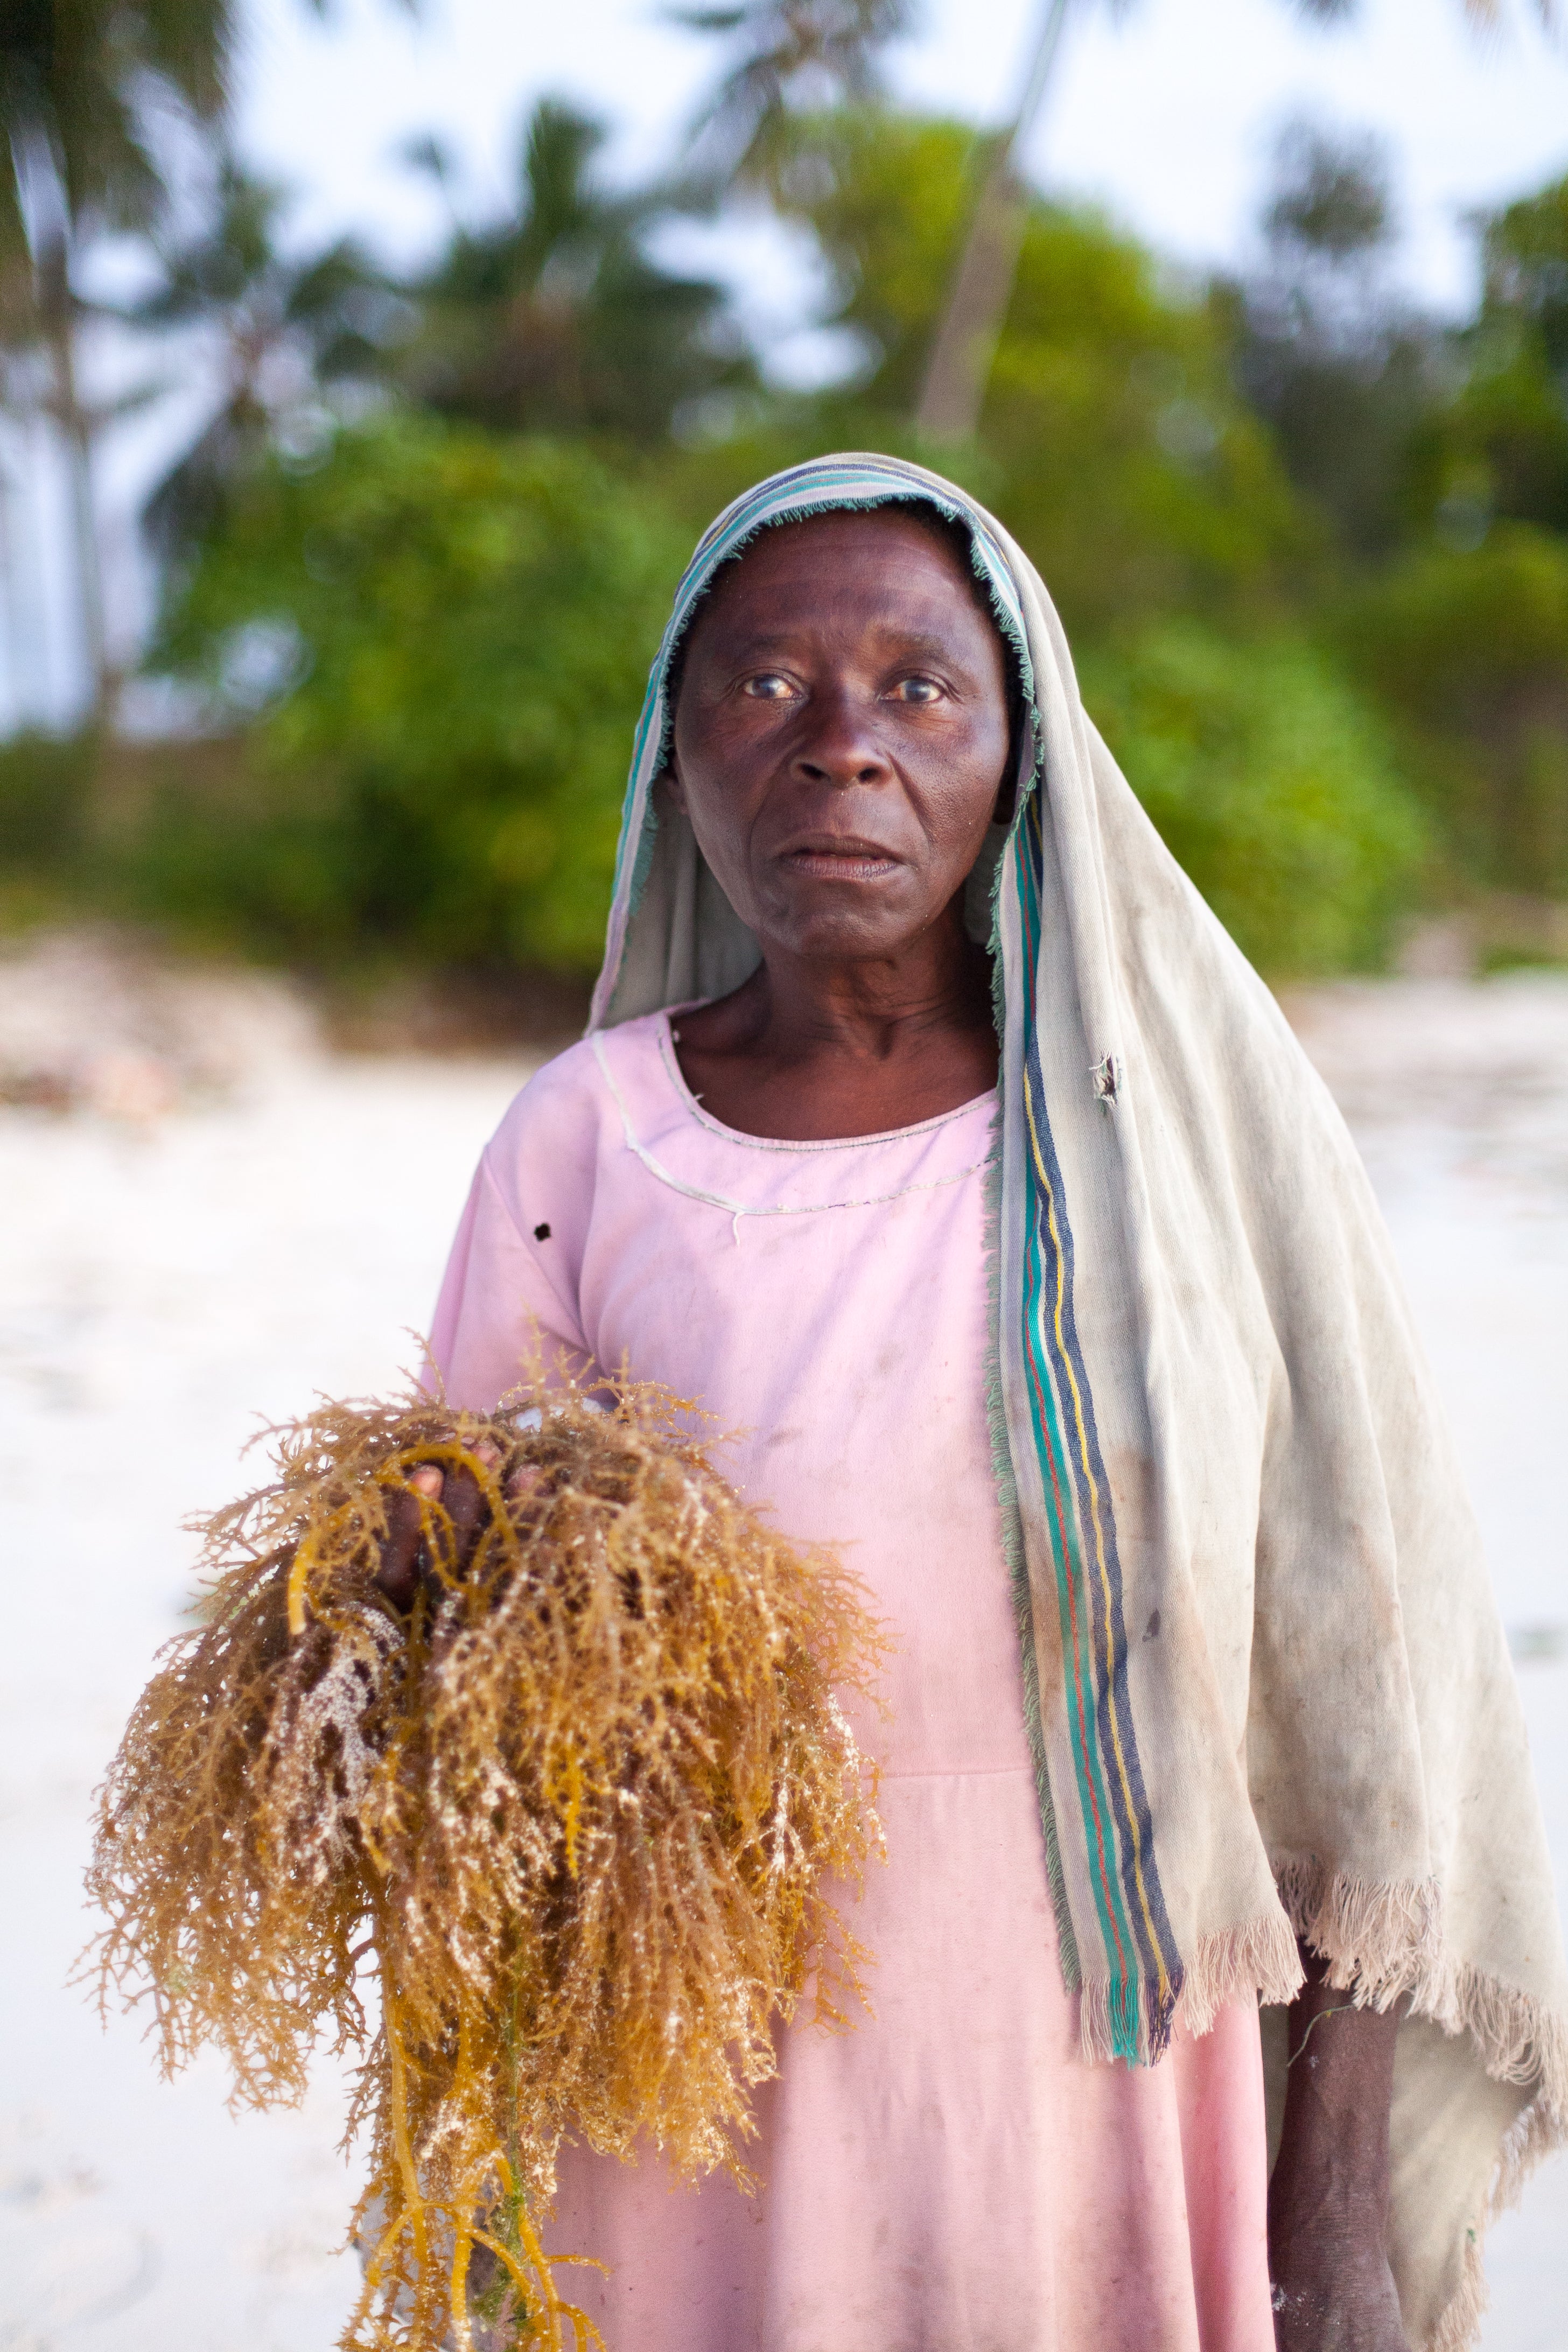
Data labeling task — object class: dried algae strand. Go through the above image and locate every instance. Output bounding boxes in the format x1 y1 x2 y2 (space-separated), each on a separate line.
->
85 1376 885 2352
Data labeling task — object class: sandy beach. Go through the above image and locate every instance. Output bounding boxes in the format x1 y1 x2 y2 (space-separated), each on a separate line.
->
3 952 1565 2350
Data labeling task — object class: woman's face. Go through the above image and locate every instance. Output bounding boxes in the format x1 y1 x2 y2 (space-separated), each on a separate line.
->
668 507 1014 968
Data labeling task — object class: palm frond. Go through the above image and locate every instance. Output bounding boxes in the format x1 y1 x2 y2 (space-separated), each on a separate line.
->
137 0 238 120
393 93 756 440
670 0 913 183
1290 0 1557 24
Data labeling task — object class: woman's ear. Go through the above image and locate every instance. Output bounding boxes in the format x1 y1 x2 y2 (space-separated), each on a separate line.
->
664 759 690 818
991 763 1017 828
993 672 1028 827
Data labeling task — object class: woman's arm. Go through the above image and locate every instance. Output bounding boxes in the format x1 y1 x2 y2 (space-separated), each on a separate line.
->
1267 1945 1411 2351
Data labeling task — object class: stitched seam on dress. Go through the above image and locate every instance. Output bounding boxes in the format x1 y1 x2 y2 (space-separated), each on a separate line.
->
593 1034 989 1221
654 1018 996 1154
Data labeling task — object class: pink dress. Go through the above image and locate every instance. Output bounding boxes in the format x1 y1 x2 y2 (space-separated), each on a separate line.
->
431 1011 1276 2352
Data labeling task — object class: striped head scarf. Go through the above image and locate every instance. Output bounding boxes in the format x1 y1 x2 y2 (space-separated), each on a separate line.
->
589 452 1565 2350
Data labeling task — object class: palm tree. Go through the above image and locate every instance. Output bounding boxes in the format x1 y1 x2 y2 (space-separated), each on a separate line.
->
1 0 235 717
395 97 752 442
126 156 391 566
913 0 1551 444
675 0 1557 445
912 0 1074 439
668 1 913 184
1224 119 1440 558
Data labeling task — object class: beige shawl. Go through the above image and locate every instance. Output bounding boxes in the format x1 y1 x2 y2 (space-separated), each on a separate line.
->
590 453 1566 2350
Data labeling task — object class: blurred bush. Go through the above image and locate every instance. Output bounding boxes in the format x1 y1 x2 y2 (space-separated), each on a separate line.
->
1338 525 1568 897
10 100 1567 989
1217 121 1439 566
82 375 1420 981
137 416 690 968
1082 626 1424 974
773 109 1311 635
1420 173 1568 543
0 733 94 929
0 732 92 867
392 99 754 443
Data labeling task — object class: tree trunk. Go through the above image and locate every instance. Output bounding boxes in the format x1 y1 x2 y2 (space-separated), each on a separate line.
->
0 452 40 729
914 0 1073 444
37 235 109 725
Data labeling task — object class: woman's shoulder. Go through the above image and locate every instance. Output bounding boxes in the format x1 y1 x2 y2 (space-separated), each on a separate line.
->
493 1013 662 1133
480 1013 664 1213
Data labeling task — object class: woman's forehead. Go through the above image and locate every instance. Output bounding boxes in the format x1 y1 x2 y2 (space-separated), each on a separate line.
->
683 502 997 647
725 501 972 573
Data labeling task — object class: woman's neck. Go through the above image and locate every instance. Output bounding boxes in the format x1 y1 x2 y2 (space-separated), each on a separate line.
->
669 920 998 1143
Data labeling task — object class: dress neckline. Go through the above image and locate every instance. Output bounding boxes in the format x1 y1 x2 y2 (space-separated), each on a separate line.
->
655 1011 997 1156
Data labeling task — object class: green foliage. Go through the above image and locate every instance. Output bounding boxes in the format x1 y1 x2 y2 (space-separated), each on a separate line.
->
395 99 751 442
990 220 1308 635
146 416 692 969
1486 172 1568 377
0 730 91 866
671 0 911 185
1338 524 1568 895
1233 313 1438 563
115 118 1410 986
774 111 970 410
0 730 94 928
778 109 1311 635
130 158 394 565
131 390 1407 988
1 0 232 265
1081 625 1425 975
1429 174 1568 538
51 111 1568 983
1219 121 1444 566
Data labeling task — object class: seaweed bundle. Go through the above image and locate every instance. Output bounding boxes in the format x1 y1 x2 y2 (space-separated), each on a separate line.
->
85 1378 884 2351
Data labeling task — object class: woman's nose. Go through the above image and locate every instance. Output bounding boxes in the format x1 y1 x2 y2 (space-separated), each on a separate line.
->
789 690 892 789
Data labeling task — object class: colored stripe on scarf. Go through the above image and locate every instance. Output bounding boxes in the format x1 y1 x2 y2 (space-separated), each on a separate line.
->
1013 792 1183 2059
599 451 1185 2060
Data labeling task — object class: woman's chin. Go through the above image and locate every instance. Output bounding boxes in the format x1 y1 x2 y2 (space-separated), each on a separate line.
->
762 914 930 967
748 883 933 962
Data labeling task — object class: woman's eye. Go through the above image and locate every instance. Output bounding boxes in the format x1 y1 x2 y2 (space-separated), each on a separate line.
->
741 673 797 702
888 677 944 705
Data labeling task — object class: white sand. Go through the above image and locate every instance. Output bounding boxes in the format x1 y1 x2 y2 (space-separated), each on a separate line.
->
2 972 1564 2349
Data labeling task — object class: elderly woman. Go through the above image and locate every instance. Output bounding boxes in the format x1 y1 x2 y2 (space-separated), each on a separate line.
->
410 455 1565 2352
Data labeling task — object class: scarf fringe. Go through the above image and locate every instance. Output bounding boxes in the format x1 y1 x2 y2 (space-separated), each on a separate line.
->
1429 2229 1487 2352
1076 1977 1139 2067
1077 1867 1566 2347
1175 1908 1305 2043
1276 1856 1445 2012
1273 1857 1568 2352
1076 1906 1304 2064
1421 2052 1568 2352
1276 1859 1568 2100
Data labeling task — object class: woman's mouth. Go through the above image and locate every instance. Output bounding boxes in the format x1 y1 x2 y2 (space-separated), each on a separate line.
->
781 839 900 883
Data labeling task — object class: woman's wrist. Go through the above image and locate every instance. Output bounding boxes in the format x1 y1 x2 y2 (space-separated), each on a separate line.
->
1268 1947 1410 2349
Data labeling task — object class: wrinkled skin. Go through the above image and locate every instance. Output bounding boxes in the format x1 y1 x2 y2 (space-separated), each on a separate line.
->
387 504 1410 2349
666 506 1007 1142
1270 1953 1411 2351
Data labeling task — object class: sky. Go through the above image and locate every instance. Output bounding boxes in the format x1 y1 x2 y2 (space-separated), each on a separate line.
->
233 0 1568 318
9 0 1568 728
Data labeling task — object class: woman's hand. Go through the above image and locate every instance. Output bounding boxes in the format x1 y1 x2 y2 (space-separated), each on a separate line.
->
373 1443 504 1611
1268 1949 1412 2351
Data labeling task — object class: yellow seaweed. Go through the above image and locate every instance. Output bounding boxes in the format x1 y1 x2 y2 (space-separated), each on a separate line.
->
86 1376 884 2350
